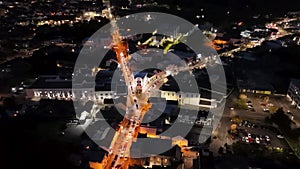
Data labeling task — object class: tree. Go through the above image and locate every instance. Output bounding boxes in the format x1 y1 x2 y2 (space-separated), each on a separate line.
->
270 107 292 131
218 147 224 155
2 97 15 108
239 94 247 100
224 143 229 149
264 116 272 124
235 98 248 109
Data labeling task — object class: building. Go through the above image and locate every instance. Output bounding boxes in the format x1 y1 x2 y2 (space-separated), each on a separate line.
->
26 73 221 109
25 75 118 104
87 150 108 169
160 91 202 106
160 90 220 109
237 79 274 95
287 79 300 109
178 92 201 106
141 141 182 168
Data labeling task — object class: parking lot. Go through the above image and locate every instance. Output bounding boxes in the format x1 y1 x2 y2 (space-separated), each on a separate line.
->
229 93 300 126
235 120 286 149
210 92 298 156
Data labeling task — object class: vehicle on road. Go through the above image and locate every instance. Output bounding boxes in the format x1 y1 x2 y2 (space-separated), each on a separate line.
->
276 135 284 139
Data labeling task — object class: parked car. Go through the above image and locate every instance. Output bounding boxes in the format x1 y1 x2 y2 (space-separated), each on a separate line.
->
255 137 260 144
265 135 270 142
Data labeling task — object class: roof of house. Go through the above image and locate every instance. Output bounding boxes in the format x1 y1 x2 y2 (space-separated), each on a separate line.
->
291 78 300 88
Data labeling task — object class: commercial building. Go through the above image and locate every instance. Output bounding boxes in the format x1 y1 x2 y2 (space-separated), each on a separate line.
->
25 74 124 104
287 79 300 109
237 79 274 95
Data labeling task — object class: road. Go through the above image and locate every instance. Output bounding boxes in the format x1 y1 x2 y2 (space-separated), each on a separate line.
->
103 13 167 168
105 36 172 169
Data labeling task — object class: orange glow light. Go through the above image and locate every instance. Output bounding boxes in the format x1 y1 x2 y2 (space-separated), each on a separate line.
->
89 161 103 169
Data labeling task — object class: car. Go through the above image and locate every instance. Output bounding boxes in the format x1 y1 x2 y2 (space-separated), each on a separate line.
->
245 137 249 143
247 123 255 128
277 135 284 139
265 135 270 142
248 137 253 143
255 137 260 144
128 132 132 137
122 146 126 151
59 131 65 136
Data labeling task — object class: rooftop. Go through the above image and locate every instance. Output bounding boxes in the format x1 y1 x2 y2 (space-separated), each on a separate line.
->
27 75 118 91
28 75 72 89
291 78 300 88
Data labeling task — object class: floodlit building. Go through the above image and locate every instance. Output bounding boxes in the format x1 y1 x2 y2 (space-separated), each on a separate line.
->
160 91 178 101
178 92 201 106
141 141 182 168
25 75 118 103
25 73 222 109
160 91 202 106
287 79 300 109
237 79 274 95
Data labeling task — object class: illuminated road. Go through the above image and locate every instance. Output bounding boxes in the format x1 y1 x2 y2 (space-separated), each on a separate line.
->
219 18 292 58
102 2 165 167
104 35 170 168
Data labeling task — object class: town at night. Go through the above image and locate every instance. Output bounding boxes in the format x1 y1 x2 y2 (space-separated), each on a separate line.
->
0 1 300 169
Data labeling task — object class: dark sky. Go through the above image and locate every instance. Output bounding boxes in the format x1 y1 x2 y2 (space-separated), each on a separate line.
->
163 0 300 15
